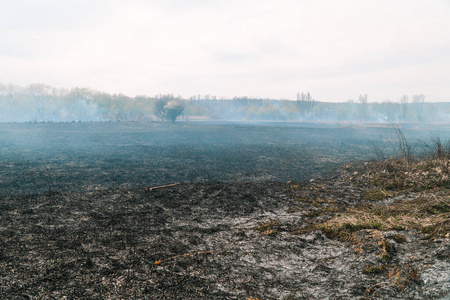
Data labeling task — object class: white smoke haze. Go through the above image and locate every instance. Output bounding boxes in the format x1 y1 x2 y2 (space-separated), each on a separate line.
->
0 1 449 101
0 84 101 122
0 83 449 123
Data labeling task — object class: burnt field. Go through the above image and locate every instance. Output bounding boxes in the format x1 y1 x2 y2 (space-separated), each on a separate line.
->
0 121 437 195
1 122 449 299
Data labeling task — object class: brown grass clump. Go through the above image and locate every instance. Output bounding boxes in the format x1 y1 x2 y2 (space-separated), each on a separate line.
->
350 229 394 261
318 214 385 242
362 264 387 275
254 220 280 236
362 189 393 201
317 193 450 240
362 158 450 192
364 264 419 299
353 130 450 192
388 264 419 289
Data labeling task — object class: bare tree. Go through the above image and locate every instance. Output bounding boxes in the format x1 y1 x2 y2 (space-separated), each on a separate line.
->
296 92 316 120
381 99 396 122
412 94 425 122
358 94 368 122
27 83 53 121
400 95 409 122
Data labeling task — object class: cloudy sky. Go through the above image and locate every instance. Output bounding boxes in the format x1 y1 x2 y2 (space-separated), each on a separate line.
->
0 0 449 102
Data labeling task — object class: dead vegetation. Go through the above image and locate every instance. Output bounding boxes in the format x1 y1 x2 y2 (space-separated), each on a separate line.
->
343 132 449 238
364 128 450 192
254 219 281 237
318 130 450 240
350 229 394 261
360 158 450 192
362 264 387 275
317 193 450 240
362 189 392 201
288 130 450 298
364 264 420 299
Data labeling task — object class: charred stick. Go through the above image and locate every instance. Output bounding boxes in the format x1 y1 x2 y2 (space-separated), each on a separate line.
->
148 183 180 191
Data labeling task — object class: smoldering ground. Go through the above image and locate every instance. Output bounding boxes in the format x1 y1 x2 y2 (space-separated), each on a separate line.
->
0 121 441 195
0 122 449 299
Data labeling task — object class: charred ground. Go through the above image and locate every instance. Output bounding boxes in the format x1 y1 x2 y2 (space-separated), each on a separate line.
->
0 121 382 194
0 122 449 299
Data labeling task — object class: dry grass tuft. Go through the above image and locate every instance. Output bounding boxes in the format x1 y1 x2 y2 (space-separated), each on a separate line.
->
361 158 450 192
362 264 387 275
364 264 419 299
318 193 450 240
362 189 393 201
349 229 394 261
254 220 280 236
356 129 450 192
388 264 419 290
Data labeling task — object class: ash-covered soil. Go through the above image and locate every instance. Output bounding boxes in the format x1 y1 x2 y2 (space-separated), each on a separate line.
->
1 122 449 299
0 122 424 195
1 170 448 299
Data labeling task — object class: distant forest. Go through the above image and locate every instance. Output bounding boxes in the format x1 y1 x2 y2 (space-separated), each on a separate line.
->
0 83 448 123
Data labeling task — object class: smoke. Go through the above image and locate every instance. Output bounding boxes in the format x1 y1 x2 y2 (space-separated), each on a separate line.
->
1 83 449 123
0 84 105 122
0 97 101 122
56 99 101 122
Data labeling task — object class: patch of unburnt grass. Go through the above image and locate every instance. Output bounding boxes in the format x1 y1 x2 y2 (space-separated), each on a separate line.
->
305 206 340 218
351 129 450 193
362 188 393 201
315 193 449 240
361 158 450 192
320 132 450 240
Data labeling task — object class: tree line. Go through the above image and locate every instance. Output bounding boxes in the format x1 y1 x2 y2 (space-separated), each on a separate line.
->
0 83 447 123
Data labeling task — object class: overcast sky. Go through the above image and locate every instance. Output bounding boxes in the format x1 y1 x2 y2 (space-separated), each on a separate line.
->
0 0 449 102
